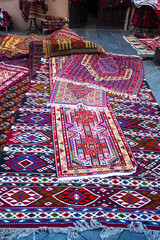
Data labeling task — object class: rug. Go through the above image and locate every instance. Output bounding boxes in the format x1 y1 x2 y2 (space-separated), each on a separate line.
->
0 33 48 59
0 58 160 235
29 40 44 80
48 80 107 109
139 36 160 51
52 104 137 179
50 53 144 98
123 36 155 56
0 62 29 93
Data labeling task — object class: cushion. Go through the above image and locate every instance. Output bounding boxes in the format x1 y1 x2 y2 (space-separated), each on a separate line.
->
43 28 105 57
43 39 105 58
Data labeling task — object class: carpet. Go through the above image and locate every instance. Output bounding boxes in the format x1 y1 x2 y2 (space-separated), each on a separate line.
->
123 36 155 56
29 40 44 80
0 62 29 93
0 59 30 155
0 33 48 59
50 53 144 98
139 36 160 51
48 80 107 109
0 58 160 236
52 104 136 179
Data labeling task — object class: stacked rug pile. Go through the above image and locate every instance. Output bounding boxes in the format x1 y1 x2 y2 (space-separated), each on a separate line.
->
0 28 160 239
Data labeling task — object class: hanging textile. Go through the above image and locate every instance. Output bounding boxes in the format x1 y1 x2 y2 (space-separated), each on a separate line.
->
102 0 131 8
19 0 48 22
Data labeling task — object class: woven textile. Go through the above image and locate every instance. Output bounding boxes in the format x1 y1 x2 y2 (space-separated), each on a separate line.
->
0 62 29 93
0 58 160 233
157 0 160 10
43 39 105 58
0 33 48 59
123 36 155 55
48 80 107 109
42 16 69 33
52 105 137 179
49 28 84 41
102 0 131 7
0 75 30 154
0 9 12 26
139 36 160 51
29 40 43 80
19 0 48 22
50 53 144 98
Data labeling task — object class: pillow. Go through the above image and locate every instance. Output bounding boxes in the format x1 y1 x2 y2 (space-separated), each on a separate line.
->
43 39 105 58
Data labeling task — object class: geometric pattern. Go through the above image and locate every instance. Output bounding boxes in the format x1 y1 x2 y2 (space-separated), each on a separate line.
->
20 113 51 124
0 187 42 206
54 187 99 206
52 104 137 179
109 190 151 208
0 57 160 231
48 80 107 109
123 36 155 56
51 53 144 97
0 62 29 93
5 155 47 172
6 131 52 145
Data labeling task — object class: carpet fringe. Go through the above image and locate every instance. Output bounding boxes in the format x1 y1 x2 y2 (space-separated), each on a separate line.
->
52 77 141 100
1 220 160 240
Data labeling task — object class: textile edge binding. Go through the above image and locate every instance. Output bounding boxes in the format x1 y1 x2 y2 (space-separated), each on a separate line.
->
0 220 160 240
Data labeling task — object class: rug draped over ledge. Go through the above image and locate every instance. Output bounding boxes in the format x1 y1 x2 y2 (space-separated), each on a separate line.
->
0 28 160 239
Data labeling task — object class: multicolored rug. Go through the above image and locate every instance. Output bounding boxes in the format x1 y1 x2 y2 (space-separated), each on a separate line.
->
0 33 48 59
0 62 29 93
52 104 136 179
0 58 160 237
139 36 160 51
50 53 144 98
48 80 107 109
123 36 155 56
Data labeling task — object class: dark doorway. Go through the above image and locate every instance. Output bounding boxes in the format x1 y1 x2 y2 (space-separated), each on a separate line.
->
69 0 129 29
69 0 98 28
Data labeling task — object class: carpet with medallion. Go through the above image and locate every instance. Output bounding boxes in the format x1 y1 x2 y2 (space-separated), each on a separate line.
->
50 53 144 98
0 57 160 238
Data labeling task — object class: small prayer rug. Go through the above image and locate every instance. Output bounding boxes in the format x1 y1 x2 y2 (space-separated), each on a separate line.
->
0 62 29 93
50 53 144 98
48 80 107 109
52 104 137 179
123 36 155 55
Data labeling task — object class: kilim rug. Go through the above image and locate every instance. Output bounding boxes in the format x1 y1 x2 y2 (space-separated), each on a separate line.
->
50 53 144 98
48 80 107 109
52 104 137 179
0 58 160 239
139 36 160 51
0 62 29 93
0 59 30 155
123 36 155 56
0 33 48 59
